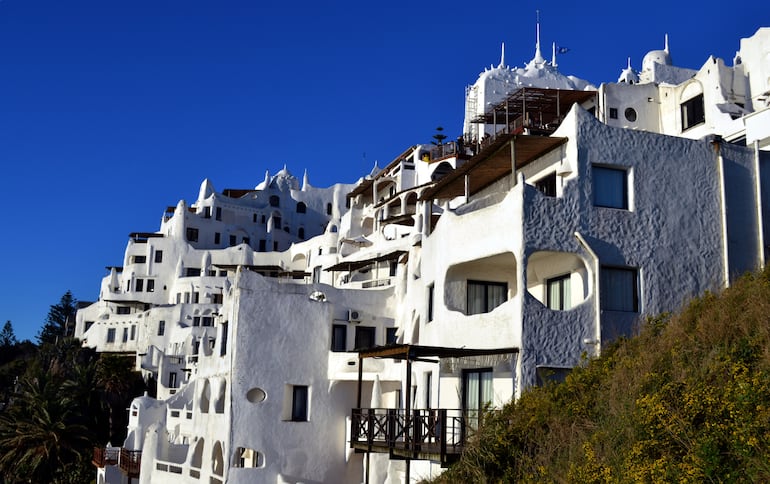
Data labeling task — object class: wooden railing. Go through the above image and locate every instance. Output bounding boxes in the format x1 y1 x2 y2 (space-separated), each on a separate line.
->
350 408 469 464
119 448 142 477
92 446 119 467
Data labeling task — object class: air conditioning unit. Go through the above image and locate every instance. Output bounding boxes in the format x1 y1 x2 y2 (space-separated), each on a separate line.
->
348 309 361 322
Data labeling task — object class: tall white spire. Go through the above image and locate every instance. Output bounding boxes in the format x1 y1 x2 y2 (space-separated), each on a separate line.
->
551 41 557 67
532 10 545 66
499 41 505 67
664 33 669 53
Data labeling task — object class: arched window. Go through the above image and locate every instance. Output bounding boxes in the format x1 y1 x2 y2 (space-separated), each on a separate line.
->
296 202 306 214
212 441 224 476
269 195 280 207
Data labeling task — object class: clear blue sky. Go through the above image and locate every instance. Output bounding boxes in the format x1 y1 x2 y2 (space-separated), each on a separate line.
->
0 0 766 341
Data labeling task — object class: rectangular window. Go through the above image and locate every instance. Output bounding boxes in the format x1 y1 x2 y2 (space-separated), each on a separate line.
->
425 372 433 410
192 292 200 304
201 316 213 327
389 260 397 277
203 207 211 218
291 386 309 421
146 279 155 292
220 321 228 356
214 232 221 245
273 241 278 251
593 165 628 209
130 324 136 340
169 372 177 389
158 320 165 336
186 228 199 242
229 235 237 247
135 279 144 292
609 107 618 119
212 293 223 304
122 328 128 343
386 327 398 345
535 173 557 197
215 207 222 221
106 328 116 343
466 280 507 315
193 316 200 327
258 239 266 252
154 250 163 263
681 94 705 131
354 326 376 350
117 306 130 315
600 266 639 312
546 274 571 310
331 324 347 352
131 255 146 264
185 268 201 277
427 284 434 322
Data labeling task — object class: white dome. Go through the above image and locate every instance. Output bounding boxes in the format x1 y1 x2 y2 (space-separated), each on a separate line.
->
642 49 672 72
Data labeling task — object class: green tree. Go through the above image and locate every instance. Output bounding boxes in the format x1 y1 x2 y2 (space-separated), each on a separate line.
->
37 291 77 345
0 322 16 349
0 372 92 483
96 354 144 444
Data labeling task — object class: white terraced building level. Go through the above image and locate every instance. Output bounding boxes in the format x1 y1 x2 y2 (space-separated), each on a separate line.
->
80 26 770 484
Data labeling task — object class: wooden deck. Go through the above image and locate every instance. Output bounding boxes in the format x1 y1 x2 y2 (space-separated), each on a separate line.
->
350 408 473 467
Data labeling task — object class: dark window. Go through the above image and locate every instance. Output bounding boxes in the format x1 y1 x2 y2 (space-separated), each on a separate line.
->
600 266 639 312
547 274 571 310
212 293 223 304
158 320 165 336
609 107 618 119
135 279 144 292
354 326 376 350
326 203 332 215
269 195 280 207
298 228 305 239
261 215 266 224
220 322 228 356
132 255 146 264
85 321 94 331
106 328 116 343
535 173 557 197
253 214 258 223
186 268 201 277
467 280 507 315
192 292 199 304
147 279 155 292
681 94 705 131
296 202 306 214
122 328 128 343
427 284 434 322
291 386 309 421
117 306 130 315
593 165 628 209
130 324 136 340
202 317 214 327
204 207 211 218
242 237 250 245
389 261 397 277
331 324 347 352
193 317 200 327
169 372 178 389
214 232 221 245
229 235 237 247
273 241 278 251
386 327 398 345
624 107 637 122
186 228 199 242
258 240 266 252
215 207 222 221
273 216 281 230
154 250 163 263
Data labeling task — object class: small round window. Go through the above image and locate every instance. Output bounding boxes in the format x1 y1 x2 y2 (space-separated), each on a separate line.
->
246 387 267 403
624 108 637 122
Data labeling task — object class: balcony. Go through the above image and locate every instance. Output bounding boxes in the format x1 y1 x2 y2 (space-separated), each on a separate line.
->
92 446 119 468
119 448 142 478
350 408 469 466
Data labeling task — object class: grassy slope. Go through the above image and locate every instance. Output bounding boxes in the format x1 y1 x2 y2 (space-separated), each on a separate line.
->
433 269 770 483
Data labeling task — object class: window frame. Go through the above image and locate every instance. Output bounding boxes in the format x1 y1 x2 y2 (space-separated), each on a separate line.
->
331 324 347 352
600 266 639 312
592 165 629 210
291 385 309 422
466 280 508 315
681 93 705 131
546 273 572 311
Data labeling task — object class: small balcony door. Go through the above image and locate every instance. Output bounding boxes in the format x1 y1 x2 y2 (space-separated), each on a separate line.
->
463 368 492 431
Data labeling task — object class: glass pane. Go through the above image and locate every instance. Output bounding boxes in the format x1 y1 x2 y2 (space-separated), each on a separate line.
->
467 282 485 315
594 167 627 208
487 284 506 311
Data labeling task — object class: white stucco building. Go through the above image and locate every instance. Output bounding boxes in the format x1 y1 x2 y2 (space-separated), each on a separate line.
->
83 26 770 484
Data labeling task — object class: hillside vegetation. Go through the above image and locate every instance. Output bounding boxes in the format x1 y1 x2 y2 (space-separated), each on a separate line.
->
434 269 770 483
